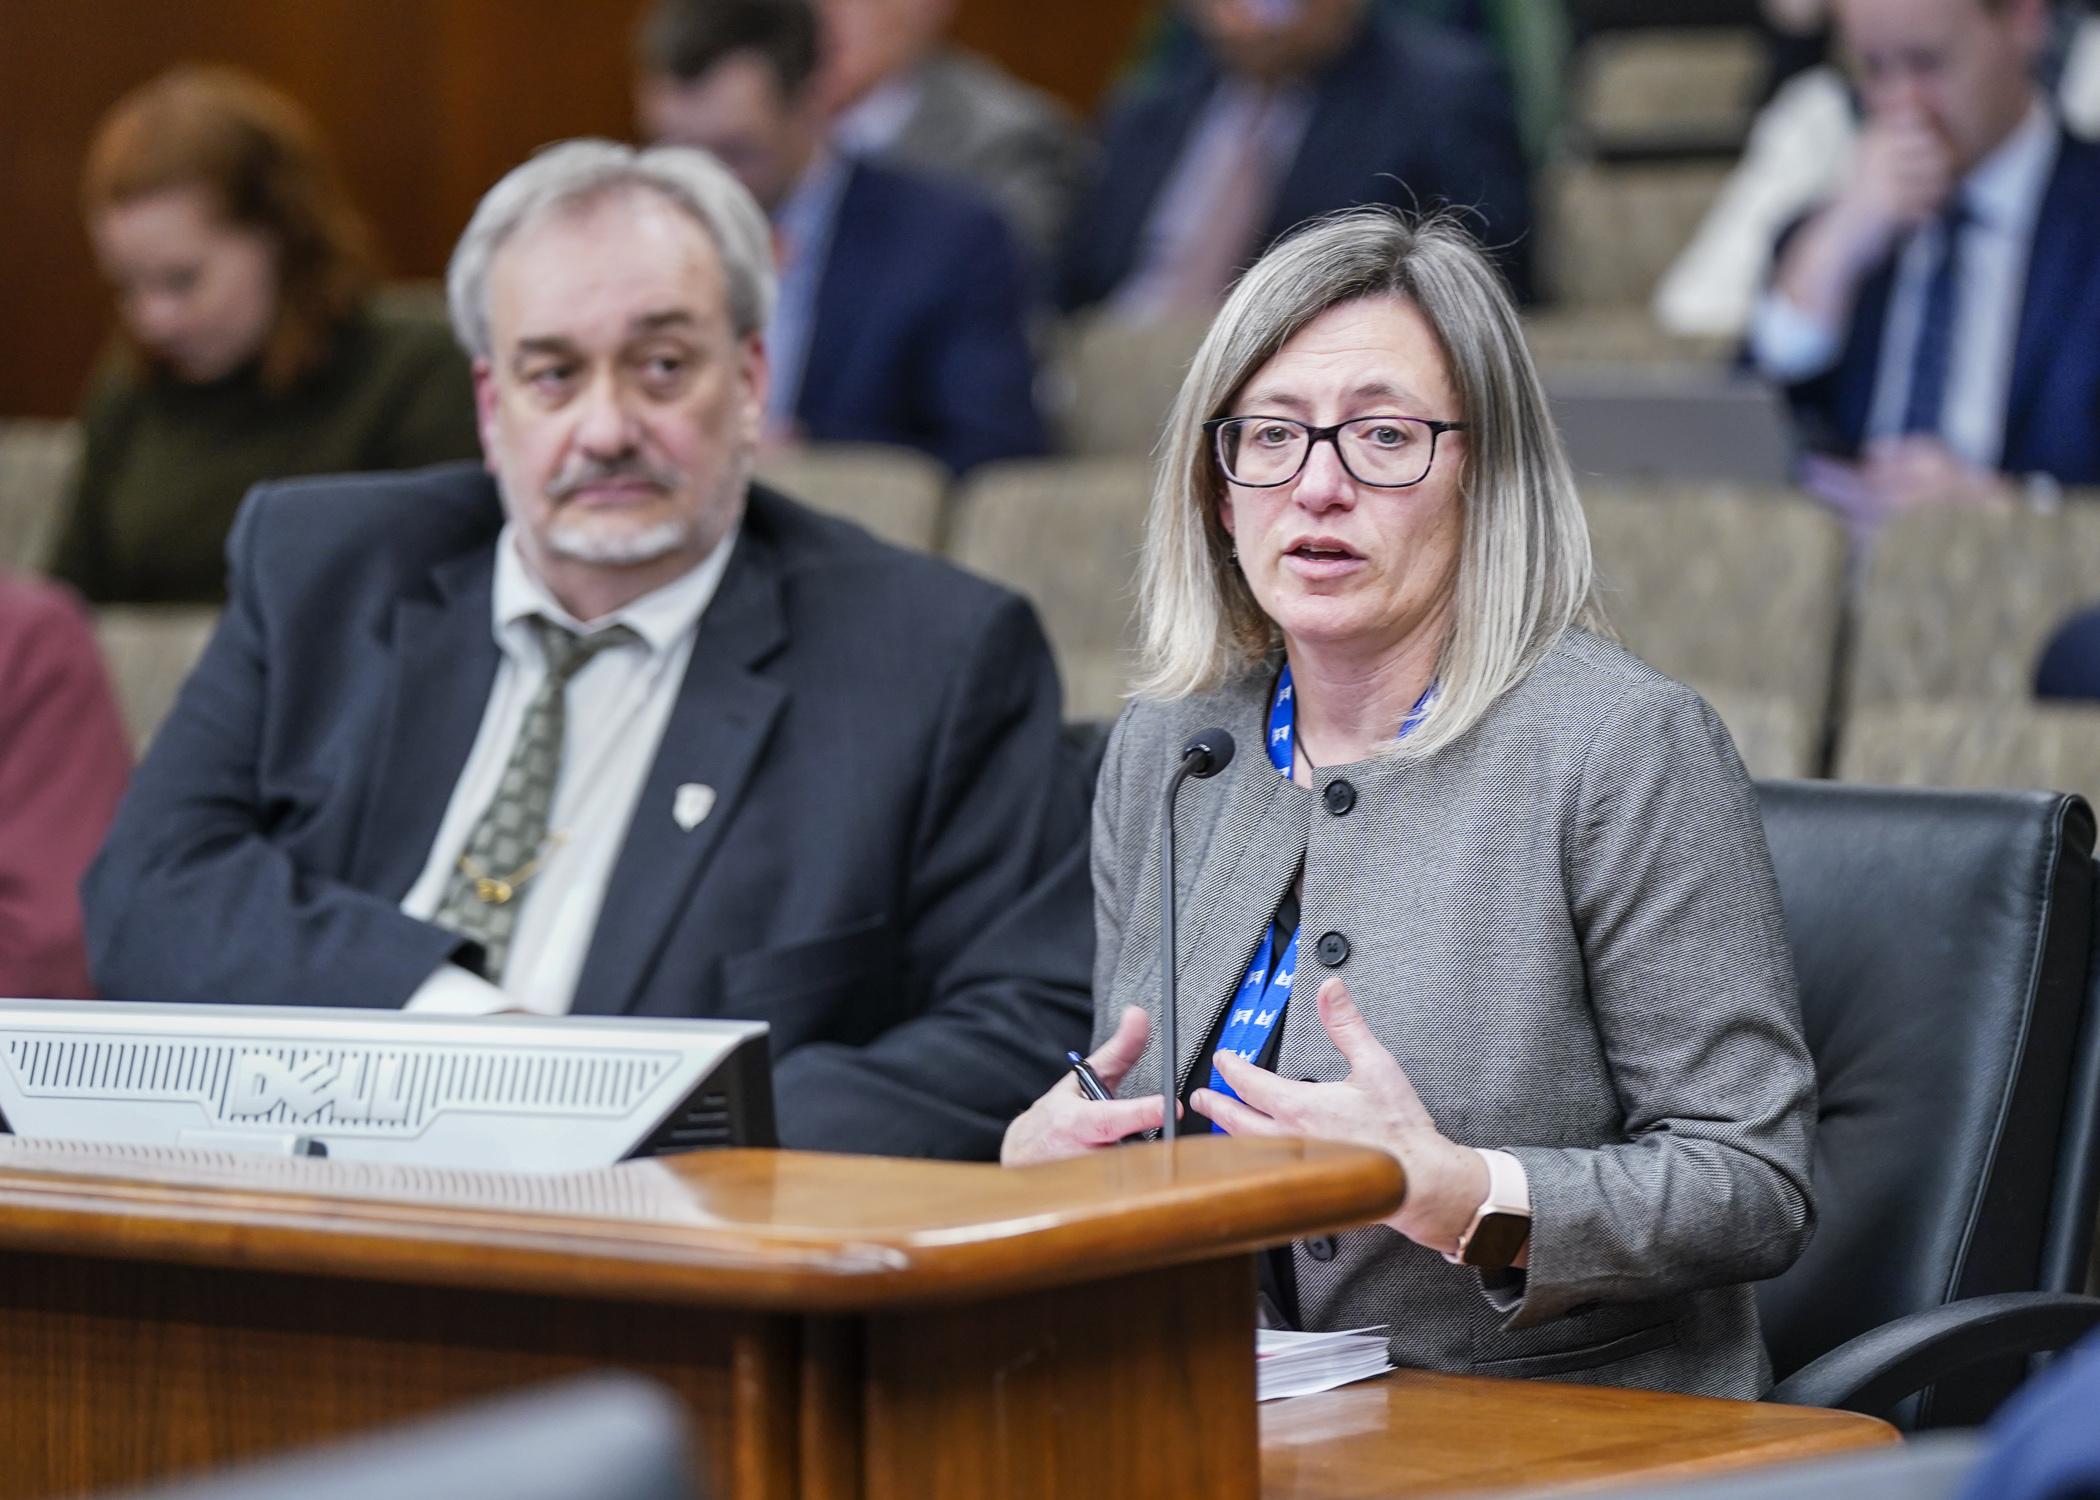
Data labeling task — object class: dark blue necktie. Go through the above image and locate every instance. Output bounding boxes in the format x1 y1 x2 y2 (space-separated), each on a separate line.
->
1901 199 1969 437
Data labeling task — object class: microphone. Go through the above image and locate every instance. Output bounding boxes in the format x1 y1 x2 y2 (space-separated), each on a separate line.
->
1159 728 1236 1144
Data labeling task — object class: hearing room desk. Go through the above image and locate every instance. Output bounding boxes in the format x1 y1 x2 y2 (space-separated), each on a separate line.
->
0 1137 1891 1500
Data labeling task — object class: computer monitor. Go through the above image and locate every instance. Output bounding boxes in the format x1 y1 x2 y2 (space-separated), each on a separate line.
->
1544 365 1798 484
0 999 773 1173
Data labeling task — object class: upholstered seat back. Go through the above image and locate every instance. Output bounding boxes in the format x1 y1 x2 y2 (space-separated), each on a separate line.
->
1753 782 2096 1397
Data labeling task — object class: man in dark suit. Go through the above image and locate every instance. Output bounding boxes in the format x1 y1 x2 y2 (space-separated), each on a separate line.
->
636 0 1046 474
1058 0 1534 317
1751 0 2100 520
82 139 1091 1160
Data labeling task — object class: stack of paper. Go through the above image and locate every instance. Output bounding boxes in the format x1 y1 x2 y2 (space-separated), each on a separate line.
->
1256 1326 1394 1401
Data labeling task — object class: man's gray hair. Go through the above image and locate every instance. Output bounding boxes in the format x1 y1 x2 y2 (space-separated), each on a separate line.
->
446 138 777 359
1135 208 1603 759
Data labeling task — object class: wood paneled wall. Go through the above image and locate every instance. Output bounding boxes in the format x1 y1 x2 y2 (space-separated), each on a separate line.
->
0 0 1148 418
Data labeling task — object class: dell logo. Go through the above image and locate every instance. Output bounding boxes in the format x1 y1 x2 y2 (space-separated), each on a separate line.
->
226 1053 411 1124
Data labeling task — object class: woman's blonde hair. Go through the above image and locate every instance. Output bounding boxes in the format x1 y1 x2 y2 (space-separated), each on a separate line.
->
1134 208 1602 759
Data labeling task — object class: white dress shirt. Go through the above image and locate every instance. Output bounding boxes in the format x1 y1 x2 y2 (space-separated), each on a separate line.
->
833 73 925 158
402 523 737 1016
1750 101 2059 471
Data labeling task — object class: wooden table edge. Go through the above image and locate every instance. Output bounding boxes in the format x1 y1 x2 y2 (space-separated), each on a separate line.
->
0 1143 1404 1311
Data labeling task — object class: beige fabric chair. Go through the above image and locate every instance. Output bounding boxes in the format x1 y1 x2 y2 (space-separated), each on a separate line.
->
1569 28 1765 157
946 458 1152 721
1838 698 2100 810
1849 504 2100 710
1538 159 1734 309
94 606 220 756
753 443 950 552
1520 308 1732 370
1042 311 1211 458
0 418 83 573
1584 480 1847 778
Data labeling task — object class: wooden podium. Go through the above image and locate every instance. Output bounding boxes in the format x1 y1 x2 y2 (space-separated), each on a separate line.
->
0 1136 1892 1500
0 1134 1397 1500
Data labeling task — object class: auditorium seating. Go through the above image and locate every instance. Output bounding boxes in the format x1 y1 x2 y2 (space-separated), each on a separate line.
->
1848 506 2100 709
0 417 80 573
1041 311 1209 459
1836 505 2100 801
753 442 948 552
93 605 221 755
1754 781 2100 1426
1568 26 1764 161
1837 700 2100 812
13 413 2100 806
947 456 1151 722
1585 481 1844 778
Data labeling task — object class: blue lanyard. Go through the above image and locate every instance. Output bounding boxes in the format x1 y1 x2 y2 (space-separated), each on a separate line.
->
1206 664 1433 1127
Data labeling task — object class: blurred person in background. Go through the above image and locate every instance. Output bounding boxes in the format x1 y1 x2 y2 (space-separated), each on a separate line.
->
1059 0 1535 320
811 0 1089 267
55 66 481 604
1381 0 1570 167
637 0 1046 473
1658 0 2100 339
1748 0 2100 532
0 573 130 999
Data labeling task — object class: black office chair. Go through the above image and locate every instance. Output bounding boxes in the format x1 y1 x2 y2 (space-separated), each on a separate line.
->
1754 781 2100 1427
95 1373 700 1500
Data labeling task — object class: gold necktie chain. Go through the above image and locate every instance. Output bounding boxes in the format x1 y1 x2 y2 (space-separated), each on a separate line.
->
457 831 569 906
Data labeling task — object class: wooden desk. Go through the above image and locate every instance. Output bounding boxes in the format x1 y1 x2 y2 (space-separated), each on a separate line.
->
0 1137 1895 1500
0 1135 1396 1500
1262 1371 1897 1498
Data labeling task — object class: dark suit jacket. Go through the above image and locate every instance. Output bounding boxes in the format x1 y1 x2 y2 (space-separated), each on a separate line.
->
83 463 1093 1159
1057 14 1535 311
1784 130 2100 483
799 161 1048 474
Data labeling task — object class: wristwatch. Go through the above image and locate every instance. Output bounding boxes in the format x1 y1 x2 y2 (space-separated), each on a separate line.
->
1447 1149 1531 1270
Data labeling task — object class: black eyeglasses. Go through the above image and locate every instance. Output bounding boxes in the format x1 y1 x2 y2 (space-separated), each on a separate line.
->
1203 415 1468 489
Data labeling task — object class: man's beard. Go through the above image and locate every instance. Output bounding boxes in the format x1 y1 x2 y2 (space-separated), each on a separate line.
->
538 450 727 566
544 514 694 566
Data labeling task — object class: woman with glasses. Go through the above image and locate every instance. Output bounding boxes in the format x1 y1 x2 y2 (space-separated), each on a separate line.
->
1002 209 1817 1399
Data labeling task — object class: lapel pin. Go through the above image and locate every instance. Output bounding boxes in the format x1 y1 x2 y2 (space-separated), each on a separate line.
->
673 783 716 831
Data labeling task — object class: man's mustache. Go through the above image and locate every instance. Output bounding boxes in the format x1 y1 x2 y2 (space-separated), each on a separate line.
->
544 452 683 502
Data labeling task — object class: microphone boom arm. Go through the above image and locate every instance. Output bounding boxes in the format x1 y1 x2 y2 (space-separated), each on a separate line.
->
1157 729 1236 1146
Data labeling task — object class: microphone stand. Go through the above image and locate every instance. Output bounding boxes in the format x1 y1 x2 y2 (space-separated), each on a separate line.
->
1159 730 1235 1145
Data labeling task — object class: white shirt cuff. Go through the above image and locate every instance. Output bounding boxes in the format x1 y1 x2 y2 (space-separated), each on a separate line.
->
402 961 513 1015
1748 292 1843 382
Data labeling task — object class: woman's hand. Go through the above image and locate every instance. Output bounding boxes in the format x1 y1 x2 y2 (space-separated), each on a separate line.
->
1192 977 1489 1255
1000 1006 1171 1166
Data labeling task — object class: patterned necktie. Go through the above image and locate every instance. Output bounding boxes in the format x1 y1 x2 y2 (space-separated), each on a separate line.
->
1901 198 1970 437
431 616 638 982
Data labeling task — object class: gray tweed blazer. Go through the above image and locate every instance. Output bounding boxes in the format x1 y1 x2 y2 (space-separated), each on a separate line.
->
1093 630 1818 1398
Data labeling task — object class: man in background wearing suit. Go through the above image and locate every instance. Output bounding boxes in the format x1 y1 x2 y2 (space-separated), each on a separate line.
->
1058 0 1535 318
637 0 1047 474
1751 0 2100 521
83 140 1092 1159
811 0 1089 268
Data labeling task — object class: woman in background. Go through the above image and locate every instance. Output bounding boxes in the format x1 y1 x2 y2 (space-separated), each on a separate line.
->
55 66 480 603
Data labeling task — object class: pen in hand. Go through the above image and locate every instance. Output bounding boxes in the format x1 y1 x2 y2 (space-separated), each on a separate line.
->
1067 1050 1113 1102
